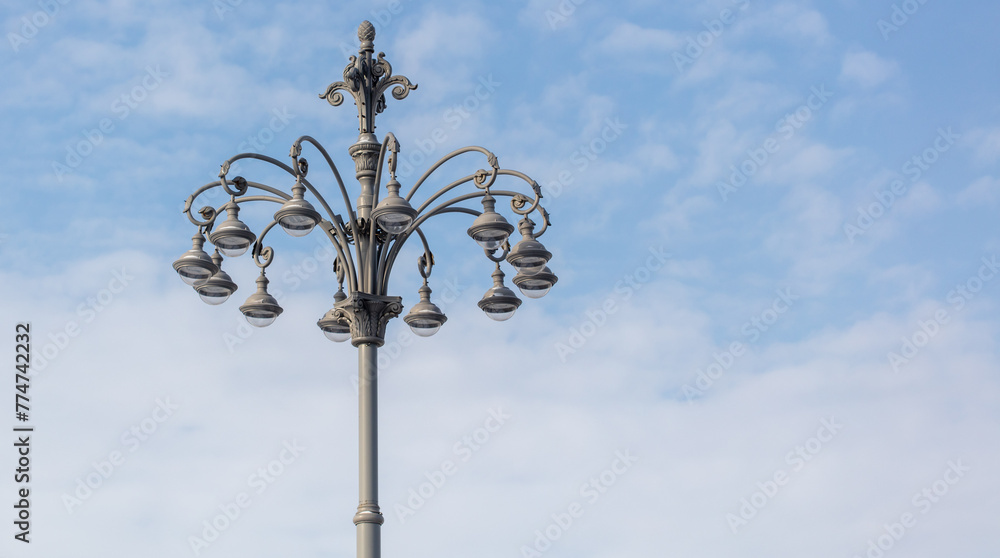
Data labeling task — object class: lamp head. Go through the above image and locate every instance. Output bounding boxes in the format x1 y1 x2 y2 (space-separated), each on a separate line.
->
317 288 352 342
194 250 239 305
372 178 417 235
467 192 514 250
274 181 322 237
172 232 219 286
478 266 522 321
209 203 256 257
513 266 557 299
403 283 448 336
239 273 283 327
506 218 551 276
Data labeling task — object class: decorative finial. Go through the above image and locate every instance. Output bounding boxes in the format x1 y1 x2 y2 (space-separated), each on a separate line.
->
320 21 418 135
358 20 376 43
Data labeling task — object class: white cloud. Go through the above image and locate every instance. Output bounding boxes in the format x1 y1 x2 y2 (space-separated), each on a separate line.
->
636 142 680 171
896 181 941 216
772 142 853 184
595 21 683 54
742 2 832 45
839 50 900 89
957 175 1000 206
962 127 1000 165
674 47 775 87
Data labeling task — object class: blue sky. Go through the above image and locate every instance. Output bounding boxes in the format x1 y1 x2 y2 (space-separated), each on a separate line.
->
1 1 998 557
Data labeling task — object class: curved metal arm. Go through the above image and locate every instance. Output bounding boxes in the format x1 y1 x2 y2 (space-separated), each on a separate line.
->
416 168 542 224
372 132 399 208
415 230 433 278
251 221 280 270
411 190 531 231
484 239 511 263
365 133 400 293
289 137 368 292
411 173 480 216
184 179 293 227
319 219 359 293
234 195 289 205
202 195 293 234
376 206 480 294
380 206 481 293
378 226 438 294
221 152 339 223
409 167 543 224
533 206 552 238
292 136 358 228
495 169 543 217
404 146 499 202
248 219 355 296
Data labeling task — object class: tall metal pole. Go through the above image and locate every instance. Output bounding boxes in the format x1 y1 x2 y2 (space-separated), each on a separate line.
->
336 297 399 556
355 343 382 558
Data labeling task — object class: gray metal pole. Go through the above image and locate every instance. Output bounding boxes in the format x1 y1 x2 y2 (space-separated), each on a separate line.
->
355 342 383 558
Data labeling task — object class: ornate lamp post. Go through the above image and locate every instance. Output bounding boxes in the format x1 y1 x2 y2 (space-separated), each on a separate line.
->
172 21 555 558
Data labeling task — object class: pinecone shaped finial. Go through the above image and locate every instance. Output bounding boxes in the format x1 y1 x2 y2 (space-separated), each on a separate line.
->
358 21 375 43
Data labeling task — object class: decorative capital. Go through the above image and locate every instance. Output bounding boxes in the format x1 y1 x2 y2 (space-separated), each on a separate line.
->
332 292 403 346
319 21 417 135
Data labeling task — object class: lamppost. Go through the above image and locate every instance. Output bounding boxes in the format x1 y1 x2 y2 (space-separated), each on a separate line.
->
172 21 555 558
